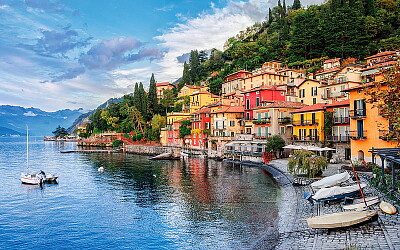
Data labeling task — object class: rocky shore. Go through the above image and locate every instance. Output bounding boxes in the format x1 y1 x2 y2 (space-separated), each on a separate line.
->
252 159 400 250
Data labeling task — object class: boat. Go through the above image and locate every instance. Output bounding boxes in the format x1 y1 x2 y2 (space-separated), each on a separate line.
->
149 152 176 160
304 210 378 229
305 183 367 202
379 201 397 214
20 125 58 185
311 172 351 190
343 196 380 210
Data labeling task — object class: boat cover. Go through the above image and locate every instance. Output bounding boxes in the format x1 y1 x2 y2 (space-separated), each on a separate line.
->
311 172 350 189
312 183 366 200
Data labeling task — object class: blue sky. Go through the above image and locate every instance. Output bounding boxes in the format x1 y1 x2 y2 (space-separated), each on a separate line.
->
0 0 322 111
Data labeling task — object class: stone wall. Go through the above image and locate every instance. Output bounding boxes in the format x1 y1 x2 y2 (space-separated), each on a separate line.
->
125 145 181 157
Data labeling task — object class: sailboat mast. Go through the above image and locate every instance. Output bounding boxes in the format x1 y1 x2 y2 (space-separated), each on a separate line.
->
26 125 28 170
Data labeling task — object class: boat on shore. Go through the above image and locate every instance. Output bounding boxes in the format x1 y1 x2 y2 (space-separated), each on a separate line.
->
304 210 378 229
380 201 397 214
305 183 367 202
343 196 380 210
311 172 351 190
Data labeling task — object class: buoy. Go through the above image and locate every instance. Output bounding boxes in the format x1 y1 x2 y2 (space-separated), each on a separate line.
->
98 167 104 171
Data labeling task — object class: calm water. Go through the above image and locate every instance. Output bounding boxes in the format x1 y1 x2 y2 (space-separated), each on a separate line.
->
0 137 281 249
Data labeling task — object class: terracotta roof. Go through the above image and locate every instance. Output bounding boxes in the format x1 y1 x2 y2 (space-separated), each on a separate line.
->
174 117 190 123
324 99 350 107
291 103 325 114
156 82 173 87
365 51 397 60
224 91 236 96
184 85 201 89
225 70 251 78
211 94 221 98
361 61 398 71
298 79 328 88
263 101 308 109
324 58 341 63
191 107 210 115
212 106 244 114
243 85 285 93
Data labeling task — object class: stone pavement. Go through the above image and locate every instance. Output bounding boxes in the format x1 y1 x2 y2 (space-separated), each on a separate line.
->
256 159 400 250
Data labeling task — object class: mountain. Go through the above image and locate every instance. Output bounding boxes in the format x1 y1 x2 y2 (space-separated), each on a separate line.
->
0 126 24 136
0 105 84 136
67 96 125 134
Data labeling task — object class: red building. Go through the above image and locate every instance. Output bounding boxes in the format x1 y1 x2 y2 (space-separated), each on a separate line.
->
190 107 211 148
243 86 286 121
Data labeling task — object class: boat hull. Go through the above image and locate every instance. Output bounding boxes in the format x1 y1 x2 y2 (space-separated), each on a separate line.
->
343 196 380 210
20 174 42 185
306 210 378 229
380 201 397 214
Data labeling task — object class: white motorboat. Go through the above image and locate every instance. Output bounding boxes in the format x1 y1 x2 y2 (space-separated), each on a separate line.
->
309 183 367 202
20 173 44 185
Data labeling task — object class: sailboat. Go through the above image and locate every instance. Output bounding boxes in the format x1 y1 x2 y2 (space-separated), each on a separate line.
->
20 125 43 185
20 125 58 184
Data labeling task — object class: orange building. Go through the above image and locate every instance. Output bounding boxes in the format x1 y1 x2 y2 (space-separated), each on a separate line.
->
156 82 175 99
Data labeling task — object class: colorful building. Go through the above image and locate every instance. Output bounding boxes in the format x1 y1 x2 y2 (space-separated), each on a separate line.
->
156 82 175 99
221 70 251 95
243 86 286 134
297 79 325 105
189 90 221 114
190 107 211 149
291 103 325 144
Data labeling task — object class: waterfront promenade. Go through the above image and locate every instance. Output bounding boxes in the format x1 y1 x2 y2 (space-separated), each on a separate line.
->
254 159 400 250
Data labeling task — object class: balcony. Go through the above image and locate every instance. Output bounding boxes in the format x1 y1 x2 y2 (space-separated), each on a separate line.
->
278 117 292 125
292 119 319 126
292 135 319 142
378 130 399 141
252 117 271 125
349 109 366 119
326 135 350 142
333 116 350 124
321 92 347 100
286 91 297 97
349 130 367 140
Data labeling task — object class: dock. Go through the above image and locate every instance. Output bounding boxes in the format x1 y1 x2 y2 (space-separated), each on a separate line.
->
60 149 120 153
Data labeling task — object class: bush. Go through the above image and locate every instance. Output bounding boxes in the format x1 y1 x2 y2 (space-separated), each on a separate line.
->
112 139 122 147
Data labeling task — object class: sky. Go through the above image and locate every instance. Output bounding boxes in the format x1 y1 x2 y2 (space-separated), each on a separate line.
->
0 0 323 111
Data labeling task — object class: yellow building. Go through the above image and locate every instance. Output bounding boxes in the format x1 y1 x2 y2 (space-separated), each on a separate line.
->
178 85 201 98
189 90 221 114
298 79 325 105
291 103 325 143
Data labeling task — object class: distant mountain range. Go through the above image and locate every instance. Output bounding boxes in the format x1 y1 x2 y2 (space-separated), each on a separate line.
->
0 105 84 136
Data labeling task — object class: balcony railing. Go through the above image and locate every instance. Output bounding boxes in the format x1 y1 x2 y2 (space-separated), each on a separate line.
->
333 116 350 124
286 91 297 97
379 130 399 141
252 118 271 125
278 117 292 124
292 136 319 141
326 135 350 142
349 109 366 119
292 119 319 126
349 130 367 140
321 92 347 100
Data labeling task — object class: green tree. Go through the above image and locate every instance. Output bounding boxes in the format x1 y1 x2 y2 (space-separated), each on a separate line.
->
148 73 158 116
179 62 191 89
266 135 286 158
292 0 301 10
52 125 69 138
189 50 201 84
159 89 176 114
288 149 328 178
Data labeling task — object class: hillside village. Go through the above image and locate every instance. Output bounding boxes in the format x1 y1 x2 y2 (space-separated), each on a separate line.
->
77 50 399 166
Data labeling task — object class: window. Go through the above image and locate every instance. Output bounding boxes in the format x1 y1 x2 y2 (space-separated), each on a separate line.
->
280 126 285 134
256 97 260 106
299 89 305 98
246 99 250 109
246 128 251 134
215 122 218 129
231 132 235 137
246 112 250 120
311 113 316 124
313 98 317 104
229 121 235 126
311 87 317 96
205 122 210 129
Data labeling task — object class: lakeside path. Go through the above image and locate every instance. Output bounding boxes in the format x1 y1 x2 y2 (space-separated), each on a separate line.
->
253 159 400 250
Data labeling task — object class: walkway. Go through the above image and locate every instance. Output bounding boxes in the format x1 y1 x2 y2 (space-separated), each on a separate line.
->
255 159 400 250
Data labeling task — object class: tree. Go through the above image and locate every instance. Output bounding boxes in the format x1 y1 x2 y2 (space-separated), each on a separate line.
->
52 125 69 138
136 82 148 118
148 73 158 116
189 50 201 84
180 62 191 89
364 61 400 142
159 89 176 114
288 149 328 178
268 8 273 24
292 0 301 10
199 50 208 63
265 135 286 158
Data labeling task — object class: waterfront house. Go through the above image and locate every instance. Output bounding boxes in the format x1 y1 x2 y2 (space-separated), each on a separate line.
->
243 85 286 135
324 100 351 160
190 107 211 149
221 70 251 95
189 90 221 114
291 103 325 145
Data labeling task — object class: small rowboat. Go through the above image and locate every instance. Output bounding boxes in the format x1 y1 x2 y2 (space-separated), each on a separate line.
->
311 172 351 190
305 210 378 229
307 183 367 202
379 201 397 214
343 196 380 210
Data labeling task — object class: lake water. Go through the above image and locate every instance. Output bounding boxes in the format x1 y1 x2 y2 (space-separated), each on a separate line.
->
0 137 281 249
